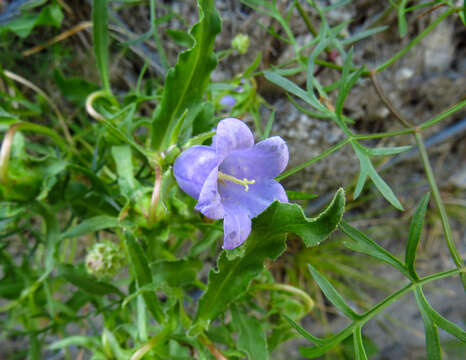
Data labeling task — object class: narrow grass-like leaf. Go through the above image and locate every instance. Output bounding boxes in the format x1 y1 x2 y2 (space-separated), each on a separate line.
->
336 47 354 116
151 0 221 150
366 145 412 156
300 327 354 358
415 286 466 342
49 336 100 351
231 304 269 360
124 231 164 323
308 264 359 319
57 263 123 296
353 144 404 210
414 286 442 360
405 193 430 280
341 26 388 46
92 0 111 92
283 315 325 345
192 189 345 333
353 325 368 360
262 110 275 140
264 70 315 106
398 0 408 37
340 221 410 278
60 215 119 239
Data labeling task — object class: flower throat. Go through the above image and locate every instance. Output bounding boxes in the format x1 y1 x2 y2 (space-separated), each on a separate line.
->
218 171 255 191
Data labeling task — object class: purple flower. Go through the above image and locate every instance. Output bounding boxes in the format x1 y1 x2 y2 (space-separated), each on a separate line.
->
219 95 236 107
174 118 289 249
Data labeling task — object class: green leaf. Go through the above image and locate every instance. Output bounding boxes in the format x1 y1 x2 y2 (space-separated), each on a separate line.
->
286 190 317 201
57 263 123 296
414 286 442 360
124 231 164 323
353 143 404 210
308 264 359 320
242 51 262 78
151 258 202 287
49 336 100 351
192 189 345 333
340 221 410 277
398 0 408 37
414 286 466 342
53 70 99 106
231 304 269 360
264 70 320 109
60 215 119 239
111 145 139 199
151 0 221 150
166 29 194 48
92 0 111 92
283 315 324 345
366 145 412 156
353 325 368 360
405 193 430 280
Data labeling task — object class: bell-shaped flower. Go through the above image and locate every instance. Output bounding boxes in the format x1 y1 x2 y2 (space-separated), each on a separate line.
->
174 117 289 249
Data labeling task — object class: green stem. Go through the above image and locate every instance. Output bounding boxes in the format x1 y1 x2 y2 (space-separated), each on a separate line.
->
414 132 465 274
375 7 454 73
315 268 463 346
420 99 466 130
295 1 318 37
276 139 350 181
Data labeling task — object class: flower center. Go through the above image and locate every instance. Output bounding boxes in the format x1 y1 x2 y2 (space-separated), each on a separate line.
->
218 171 255 191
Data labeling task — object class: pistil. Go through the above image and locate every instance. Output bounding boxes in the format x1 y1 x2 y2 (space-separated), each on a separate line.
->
218 171 255 191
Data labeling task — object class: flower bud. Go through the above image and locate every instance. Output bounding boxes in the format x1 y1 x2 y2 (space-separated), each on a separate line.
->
85 241 125 278
232 34 250 54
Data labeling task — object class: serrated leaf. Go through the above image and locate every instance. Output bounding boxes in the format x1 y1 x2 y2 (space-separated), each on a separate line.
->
92 0 111 92
151 0 221 150
57 263 123 296
340 221 410 277
308 264 359 320
414 286 442 360
405 193 430 280
414 286 466 342
124 231 164 323
231 304 269 360
353 325 368 360
60 215 119 239
192 189 345 333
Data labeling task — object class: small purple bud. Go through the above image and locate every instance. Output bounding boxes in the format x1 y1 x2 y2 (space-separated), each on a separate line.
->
220 95 236 107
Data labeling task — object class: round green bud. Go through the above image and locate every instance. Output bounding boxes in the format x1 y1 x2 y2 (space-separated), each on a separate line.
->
85 240 125 278
232 34 250 54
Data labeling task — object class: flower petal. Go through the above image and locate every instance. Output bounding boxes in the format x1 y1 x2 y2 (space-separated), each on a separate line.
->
219 136 288 180
195 167 225 219
219 178 288 218
173 145 219 199
212 117 254 159
222 202 251 249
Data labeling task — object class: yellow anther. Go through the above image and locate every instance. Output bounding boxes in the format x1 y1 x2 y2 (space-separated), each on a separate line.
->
218 171 255 191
